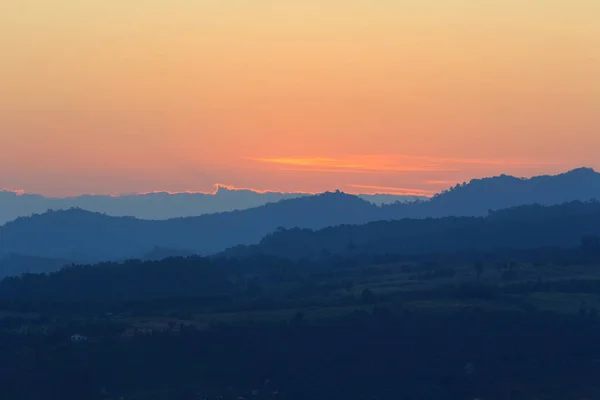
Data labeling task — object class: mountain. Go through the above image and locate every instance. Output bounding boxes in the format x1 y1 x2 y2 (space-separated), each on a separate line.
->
0 186 307 225
385 167 600 218
0 186 422 225
0 192 381 262
3 201 600 299
226 200 600 259
2 168 600 263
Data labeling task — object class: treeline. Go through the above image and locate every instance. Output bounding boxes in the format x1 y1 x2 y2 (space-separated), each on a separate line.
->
1 237 600 306
0 257 233 302
0 309 599 399
0 254 329 306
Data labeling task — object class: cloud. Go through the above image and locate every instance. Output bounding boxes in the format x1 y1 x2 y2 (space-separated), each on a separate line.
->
249 155 450 173
419 156 556 167
275 167 386 174
211 183 313 195
0 188 25 196
424 179 463 186
249 154 560 175
346 184 435 197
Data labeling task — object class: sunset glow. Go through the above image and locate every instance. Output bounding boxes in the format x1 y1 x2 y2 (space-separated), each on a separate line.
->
1 0 599 196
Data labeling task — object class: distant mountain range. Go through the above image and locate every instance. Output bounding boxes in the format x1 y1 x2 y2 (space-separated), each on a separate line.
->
0 185 423 225
1 168 599 266
0 192 380 262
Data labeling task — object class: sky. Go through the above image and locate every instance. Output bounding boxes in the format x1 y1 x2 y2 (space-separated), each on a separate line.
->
1 0 599 197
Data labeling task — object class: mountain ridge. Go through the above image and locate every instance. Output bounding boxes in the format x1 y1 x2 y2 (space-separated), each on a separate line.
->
1 168 599 265
226 200 600 259
0 187 423 225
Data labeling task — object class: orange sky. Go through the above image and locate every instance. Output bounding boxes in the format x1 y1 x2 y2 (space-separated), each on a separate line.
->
1 0 599 196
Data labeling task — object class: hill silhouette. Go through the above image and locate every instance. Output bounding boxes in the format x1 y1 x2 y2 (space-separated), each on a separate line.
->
413 167 600 217
0 192 380 262
1 168 600 263
374 167 600 220
227 200 600 259
0 186 307 225
0 186 422 225
3 201 600 302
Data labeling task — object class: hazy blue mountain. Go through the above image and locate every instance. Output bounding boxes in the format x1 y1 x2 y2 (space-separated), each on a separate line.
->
0 186 421 225
0 186 307 224
1 168 599 263
0 192 380 262
387 167 600 218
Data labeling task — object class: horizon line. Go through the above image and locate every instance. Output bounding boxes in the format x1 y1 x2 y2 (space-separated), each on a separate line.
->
1 166 593 199
0 184 433 199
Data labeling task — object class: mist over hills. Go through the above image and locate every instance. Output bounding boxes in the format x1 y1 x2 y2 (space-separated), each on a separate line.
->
1 168 599 265
0 185 423 225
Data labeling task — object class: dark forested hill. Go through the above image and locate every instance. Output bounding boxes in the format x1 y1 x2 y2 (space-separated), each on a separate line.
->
0 256 234 302
227 201 600 259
